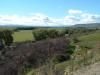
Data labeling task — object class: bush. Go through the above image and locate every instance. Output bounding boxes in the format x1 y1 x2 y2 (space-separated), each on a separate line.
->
2 30 13 46
47 29 59 38
33 29 48 41
0 39 4 50
58 30 66 37
0 30 13 47
72 36 80 43
53 54 71 63
33 29 66 41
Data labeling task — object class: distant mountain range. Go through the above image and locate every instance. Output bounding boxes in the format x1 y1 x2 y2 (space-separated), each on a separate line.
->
0 24 32 28
0 23 100 28
71 23 100 28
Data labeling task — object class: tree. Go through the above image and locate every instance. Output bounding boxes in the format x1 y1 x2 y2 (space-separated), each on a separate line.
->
47 29 59 38
33 29 67 41
33 29 48 41
0 39 4 50
2 30 13 46
0 30 13 47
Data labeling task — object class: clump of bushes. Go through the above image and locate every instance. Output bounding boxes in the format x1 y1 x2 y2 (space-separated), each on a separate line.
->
33 29 66 41
32 28 96 41
33 29 48 41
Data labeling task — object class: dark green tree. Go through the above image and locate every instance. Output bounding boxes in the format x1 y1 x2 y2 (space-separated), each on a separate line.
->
0 30 13 48
33 29 48 41
2 30 13 46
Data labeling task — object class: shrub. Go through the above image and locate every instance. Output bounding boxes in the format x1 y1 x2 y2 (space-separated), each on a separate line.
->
33 29 66 41
33 29 48 41
2 30 13 46
47 29 59 38
0 39 4 50
0 30 13 47
72 36 80 43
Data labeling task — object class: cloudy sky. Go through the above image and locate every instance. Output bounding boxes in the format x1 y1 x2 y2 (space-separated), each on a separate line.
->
0 0 100 26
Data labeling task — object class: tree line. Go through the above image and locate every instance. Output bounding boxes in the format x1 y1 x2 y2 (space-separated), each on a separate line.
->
32 28 97 42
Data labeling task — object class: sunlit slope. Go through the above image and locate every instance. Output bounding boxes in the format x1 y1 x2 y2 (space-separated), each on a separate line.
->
79 30 100 42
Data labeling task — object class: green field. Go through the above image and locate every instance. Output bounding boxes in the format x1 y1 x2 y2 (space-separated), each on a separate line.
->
13 29 100 43
13 30 33 42
13 28 65 42
79 30 100 42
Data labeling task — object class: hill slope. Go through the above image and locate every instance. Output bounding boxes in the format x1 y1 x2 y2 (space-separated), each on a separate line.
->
27 30 100 75
79 30 100 42
72 23 100 28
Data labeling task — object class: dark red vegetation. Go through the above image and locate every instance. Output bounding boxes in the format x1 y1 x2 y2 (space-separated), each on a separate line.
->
0 37 73 75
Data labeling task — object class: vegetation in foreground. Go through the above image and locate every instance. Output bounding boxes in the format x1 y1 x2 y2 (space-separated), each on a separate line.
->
0 27 100 75
26 29 100 75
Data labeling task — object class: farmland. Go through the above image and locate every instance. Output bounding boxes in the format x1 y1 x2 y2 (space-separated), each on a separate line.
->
13 30 33 42
79 30 100 42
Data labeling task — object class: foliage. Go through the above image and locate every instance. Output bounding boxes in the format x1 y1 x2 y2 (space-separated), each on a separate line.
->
12 28 97 42
33 29 65 41
47 29 59 38
0 30 13 49
2 30 13 46
33 29 48 41
72 36 80 43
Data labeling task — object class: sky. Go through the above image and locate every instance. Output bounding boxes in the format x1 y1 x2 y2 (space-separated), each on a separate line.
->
0 0 100 26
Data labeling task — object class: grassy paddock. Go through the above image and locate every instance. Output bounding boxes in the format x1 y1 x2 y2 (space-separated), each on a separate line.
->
79 30 100 42
13 28 65 42
13 30 33 42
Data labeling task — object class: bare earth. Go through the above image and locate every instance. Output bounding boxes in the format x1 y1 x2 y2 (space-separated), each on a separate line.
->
73 62 100 75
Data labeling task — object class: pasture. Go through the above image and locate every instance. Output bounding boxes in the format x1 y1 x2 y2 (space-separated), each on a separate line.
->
79 30 100 42
13 30 33 42
13 28 65 42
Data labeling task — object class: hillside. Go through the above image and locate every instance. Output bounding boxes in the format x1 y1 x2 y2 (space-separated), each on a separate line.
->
1 23 100 28
72 23 100 28
79 30 100 41
73 30 100 75
27 30 100 75
0 28 100 75
0 37 71 75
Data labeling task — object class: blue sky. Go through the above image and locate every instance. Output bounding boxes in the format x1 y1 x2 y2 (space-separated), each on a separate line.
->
0 0 100 26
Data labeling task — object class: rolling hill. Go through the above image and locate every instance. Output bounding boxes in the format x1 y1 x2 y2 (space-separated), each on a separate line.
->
72 23 100 28
0 23 100 28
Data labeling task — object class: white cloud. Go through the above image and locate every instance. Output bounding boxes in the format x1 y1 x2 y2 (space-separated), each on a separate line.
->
0 9 100 26
68 9 82 15
80 13 100 24
64 15 79 25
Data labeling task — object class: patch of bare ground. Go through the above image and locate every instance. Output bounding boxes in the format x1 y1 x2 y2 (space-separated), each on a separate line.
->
73 61 100 75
